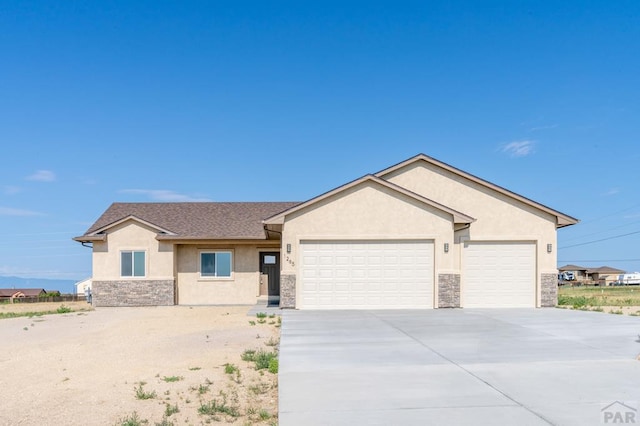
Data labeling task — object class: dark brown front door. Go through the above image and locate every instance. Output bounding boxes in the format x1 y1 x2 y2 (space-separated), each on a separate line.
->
260 252 280 296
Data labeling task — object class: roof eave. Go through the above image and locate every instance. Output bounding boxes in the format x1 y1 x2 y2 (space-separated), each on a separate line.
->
155 235 268 242
557 216 580 229
73 235 106 242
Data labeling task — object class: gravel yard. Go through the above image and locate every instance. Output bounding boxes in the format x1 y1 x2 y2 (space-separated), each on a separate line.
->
0 304 279 425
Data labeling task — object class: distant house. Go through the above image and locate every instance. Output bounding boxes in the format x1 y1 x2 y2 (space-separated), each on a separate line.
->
558 265 626 285
75 278 92 296
0 288 47 301
587 266 626 286
558 265 589 281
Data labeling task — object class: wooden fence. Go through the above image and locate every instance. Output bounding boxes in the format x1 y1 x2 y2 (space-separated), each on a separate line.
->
3 295 88 304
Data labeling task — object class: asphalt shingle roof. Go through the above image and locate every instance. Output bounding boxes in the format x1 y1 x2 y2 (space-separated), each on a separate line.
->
0 288 46 297
586 266 626 274
79 202 300 240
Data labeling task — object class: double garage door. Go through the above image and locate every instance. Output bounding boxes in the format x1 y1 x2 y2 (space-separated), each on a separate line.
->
300 240 434 309
300 240 536 309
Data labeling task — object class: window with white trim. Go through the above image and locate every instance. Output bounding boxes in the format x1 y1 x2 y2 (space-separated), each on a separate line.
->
121 251 146 277
200 251 232 278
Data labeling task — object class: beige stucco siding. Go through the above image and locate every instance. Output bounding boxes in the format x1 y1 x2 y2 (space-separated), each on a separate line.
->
282 182 456 303
383 161 558 274
92 220 174 281
176 244 274 305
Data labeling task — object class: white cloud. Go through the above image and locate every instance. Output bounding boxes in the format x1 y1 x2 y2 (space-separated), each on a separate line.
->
501 140 536 158
603 188 620 196
119 189 211 202
529 124 558 132
26 170 56 182
3 185 21 195
0 207 45 216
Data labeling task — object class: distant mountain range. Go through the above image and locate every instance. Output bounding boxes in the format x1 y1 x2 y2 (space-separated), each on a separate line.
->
0 276 78 295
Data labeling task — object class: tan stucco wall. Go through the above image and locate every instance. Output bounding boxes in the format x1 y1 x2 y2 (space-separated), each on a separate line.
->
383 161 559 307
281 181 457 307
383 162 557 267
92 220 174 281
176 244 278 305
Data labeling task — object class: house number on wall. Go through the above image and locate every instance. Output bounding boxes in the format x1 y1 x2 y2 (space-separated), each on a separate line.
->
285 256 295 267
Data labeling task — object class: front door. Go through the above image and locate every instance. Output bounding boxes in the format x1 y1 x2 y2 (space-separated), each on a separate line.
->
260 252 280 298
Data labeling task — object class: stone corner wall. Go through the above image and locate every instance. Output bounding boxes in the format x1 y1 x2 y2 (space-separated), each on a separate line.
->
92 279 175 307
541 273 558 307
280 274 296 308
438 274 460 308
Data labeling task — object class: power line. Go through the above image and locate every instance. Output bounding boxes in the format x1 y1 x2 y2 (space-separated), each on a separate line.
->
559 230 640 249
561 219 640 243
577 203 640 226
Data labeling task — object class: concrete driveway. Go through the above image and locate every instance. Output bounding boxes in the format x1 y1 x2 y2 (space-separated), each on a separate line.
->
279 309 640 425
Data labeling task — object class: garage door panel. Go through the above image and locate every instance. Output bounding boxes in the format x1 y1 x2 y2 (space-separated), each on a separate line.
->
335 270 349 279
463 242 535 308
384 269 398 278
318 269 332 278
369 269 382 278
300 240 433 309
351 282 366 291
351 270 366 279
303 256 317 266
335 256 349 265
366 282 382 291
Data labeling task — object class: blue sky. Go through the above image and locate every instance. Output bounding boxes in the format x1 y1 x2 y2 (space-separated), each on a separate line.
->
1 1 639 284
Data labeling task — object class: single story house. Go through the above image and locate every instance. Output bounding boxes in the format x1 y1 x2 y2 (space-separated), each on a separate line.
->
74 154 578 309
586 266 626 284
558 265 626 285
558 264 589 281
0 288 47 300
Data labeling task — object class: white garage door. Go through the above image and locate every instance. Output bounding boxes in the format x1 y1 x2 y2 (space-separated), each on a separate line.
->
300 240 434 309
463 242 536 308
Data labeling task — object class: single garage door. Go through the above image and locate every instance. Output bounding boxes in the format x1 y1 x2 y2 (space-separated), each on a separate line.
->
300 240 434 309
463 241 536 308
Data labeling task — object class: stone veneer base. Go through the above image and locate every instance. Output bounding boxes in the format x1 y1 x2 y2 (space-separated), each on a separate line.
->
438 274 461 308
92 280 174 307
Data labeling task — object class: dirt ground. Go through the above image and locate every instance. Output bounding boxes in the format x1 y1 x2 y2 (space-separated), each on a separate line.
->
562 305 640 315
0 300 93 314
0 303 280 425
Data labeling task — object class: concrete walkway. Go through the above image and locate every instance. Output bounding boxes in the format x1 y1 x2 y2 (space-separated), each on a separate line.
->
279 309 640 425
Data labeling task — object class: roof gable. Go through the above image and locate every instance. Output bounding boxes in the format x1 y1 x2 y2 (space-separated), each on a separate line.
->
264 174 475 225
375 154 579 229
87 215 176 236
